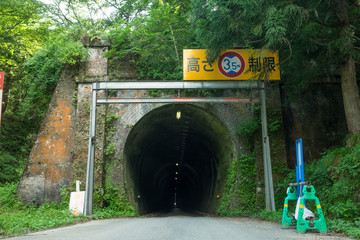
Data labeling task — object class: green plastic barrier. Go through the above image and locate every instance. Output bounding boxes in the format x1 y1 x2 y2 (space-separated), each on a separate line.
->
297 185 327 233
281 186 298 228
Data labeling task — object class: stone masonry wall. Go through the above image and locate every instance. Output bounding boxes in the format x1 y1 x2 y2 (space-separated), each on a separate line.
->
17 65 77 203
17 38 111 203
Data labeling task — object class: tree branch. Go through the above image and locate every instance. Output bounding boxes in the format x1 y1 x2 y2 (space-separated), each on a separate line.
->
243 38 265 45
310 17 336 28
311 39 329 46
6 20 26 34
353 34 360 41
169 24 180 62
279 39 293 64
68 1 83 29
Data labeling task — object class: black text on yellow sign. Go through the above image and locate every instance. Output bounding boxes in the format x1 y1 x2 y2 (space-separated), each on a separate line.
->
183 49 280 80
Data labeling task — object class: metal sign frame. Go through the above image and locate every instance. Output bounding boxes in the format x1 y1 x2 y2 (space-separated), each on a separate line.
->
84 80 275 215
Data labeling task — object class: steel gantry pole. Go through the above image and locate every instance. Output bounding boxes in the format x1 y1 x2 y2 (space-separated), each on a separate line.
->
260 84 276 211
84 83 98 216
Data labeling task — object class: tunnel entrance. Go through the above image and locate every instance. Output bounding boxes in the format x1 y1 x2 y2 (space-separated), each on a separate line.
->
124 104 235 214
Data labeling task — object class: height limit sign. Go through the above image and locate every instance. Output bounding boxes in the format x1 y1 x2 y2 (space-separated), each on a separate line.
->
0 72 4 129
218 51 246 78
183 49 280 80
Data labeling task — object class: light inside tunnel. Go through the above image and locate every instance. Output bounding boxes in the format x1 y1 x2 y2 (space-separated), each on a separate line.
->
123 104 234 214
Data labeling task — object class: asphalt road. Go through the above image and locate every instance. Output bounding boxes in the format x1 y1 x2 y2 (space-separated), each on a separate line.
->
4 210 351 240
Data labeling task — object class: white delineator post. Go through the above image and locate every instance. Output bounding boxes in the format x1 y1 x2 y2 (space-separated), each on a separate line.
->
76 180 81 192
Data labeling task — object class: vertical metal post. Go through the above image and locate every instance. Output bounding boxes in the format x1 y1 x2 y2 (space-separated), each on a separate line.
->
84 83 97 216
260 83 275 210
265 136 275 210
296 138 305 197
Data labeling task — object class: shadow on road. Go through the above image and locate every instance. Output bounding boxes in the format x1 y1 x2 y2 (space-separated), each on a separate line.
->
145 208 207 218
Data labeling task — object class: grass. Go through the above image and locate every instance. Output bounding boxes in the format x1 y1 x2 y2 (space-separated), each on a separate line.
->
0 183 137 237
0 183 87 236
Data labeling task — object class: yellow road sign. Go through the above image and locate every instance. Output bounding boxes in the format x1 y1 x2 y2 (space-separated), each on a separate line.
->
183 49 280 80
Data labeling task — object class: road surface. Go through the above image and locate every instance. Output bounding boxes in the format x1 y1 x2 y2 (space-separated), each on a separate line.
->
4 210 351 240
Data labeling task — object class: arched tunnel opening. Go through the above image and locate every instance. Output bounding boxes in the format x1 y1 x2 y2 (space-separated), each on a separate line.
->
124 104 235 215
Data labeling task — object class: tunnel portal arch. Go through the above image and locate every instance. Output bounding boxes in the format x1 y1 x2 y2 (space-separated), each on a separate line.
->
123 104 235 214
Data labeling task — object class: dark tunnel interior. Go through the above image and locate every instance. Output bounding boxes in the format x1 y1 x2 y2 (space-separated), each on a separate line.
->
124 104 234 214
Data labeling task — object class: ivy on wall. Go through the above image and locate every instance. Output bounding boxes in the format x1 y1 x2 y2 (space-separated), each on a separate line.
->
217 154 256 216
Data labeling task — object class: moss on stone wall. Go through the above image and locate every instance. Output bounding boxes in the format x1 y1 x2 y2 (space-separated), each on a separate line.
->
217 154 256 216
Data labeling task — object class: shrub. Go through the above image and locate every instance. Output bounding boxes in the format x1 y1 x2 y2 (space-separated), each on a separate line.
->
0 183 87 236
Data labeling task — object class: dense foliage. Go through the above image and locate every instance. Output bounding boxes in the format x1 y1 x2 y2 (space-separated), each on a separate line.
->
107 0 198 80
221 105 360 238
306 135 360 238
191 0 360 134
0 0 88 183
0 0 50 182
0 0 49 112
0 34 88 183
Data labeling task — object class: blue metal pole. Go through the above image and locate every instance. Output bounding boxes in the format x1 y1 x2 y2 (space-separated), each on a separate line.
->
296 138 305 197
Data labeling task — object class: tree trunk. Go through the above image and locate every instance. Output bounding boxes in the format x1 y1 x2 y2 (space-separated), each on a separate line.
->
341 56 360 135
332 0 360 135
